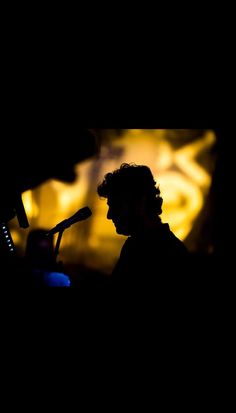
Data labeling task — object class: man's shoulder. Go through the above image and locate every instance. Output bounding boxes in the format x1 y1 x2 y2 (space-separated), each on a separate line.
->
158 224 189 254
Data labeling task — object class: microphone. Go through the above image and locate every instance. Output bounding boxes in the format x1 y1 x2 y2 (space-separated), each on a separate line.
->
47 206 92 235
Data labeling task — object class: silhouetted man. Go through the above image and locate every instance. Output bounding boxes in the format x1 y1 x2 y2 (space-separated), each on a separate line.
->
97 163 189 284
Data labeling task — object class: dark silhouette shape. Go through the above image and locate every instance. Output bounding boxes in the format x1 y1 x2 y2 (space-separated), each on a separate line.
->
25 229 71 287
0 128 99 279
97 163 189 283
0 129 99 224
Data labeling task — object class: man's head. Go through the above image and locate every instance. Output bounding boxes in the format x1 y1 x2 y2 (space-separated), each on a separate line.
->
97 163 163 235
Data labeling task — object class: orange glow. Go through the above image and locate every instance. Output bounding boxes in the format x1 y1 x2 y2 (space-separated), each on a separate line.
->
22 190 39 219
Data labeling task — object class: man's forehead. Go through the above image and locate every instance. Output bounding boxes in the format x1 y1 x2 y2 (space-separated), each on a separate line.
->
107 195 130 206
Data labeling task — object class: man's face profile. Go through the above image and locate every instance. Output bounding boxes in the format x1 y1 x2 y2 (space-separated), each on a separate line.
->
107 196 135 236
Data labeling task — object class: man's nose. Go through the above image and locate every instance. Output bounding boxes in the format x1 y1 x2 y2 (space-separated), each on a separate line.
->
107 207 112 220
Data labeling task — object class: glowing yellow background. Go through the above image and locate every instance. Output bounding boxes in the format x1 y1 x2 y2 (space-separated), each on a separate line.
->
9 129 216 275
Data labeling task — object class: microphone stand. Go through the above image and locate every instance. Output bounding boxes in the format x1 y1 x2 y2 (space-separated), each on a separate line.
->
51 206 92 264
54 229 65 259
53 229 68 275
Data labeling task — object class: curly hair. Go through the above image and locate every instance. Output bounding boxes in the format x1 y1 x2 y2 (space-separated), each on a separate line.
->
97 163 163 218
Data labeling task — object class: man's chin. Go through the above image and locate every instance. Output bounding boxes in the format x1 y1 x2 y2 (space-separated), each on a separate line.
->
115 227 130 236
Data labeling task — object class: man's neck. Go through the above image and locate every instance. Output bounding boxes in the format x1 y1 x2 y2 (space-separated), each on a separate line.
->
131 217 162 237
